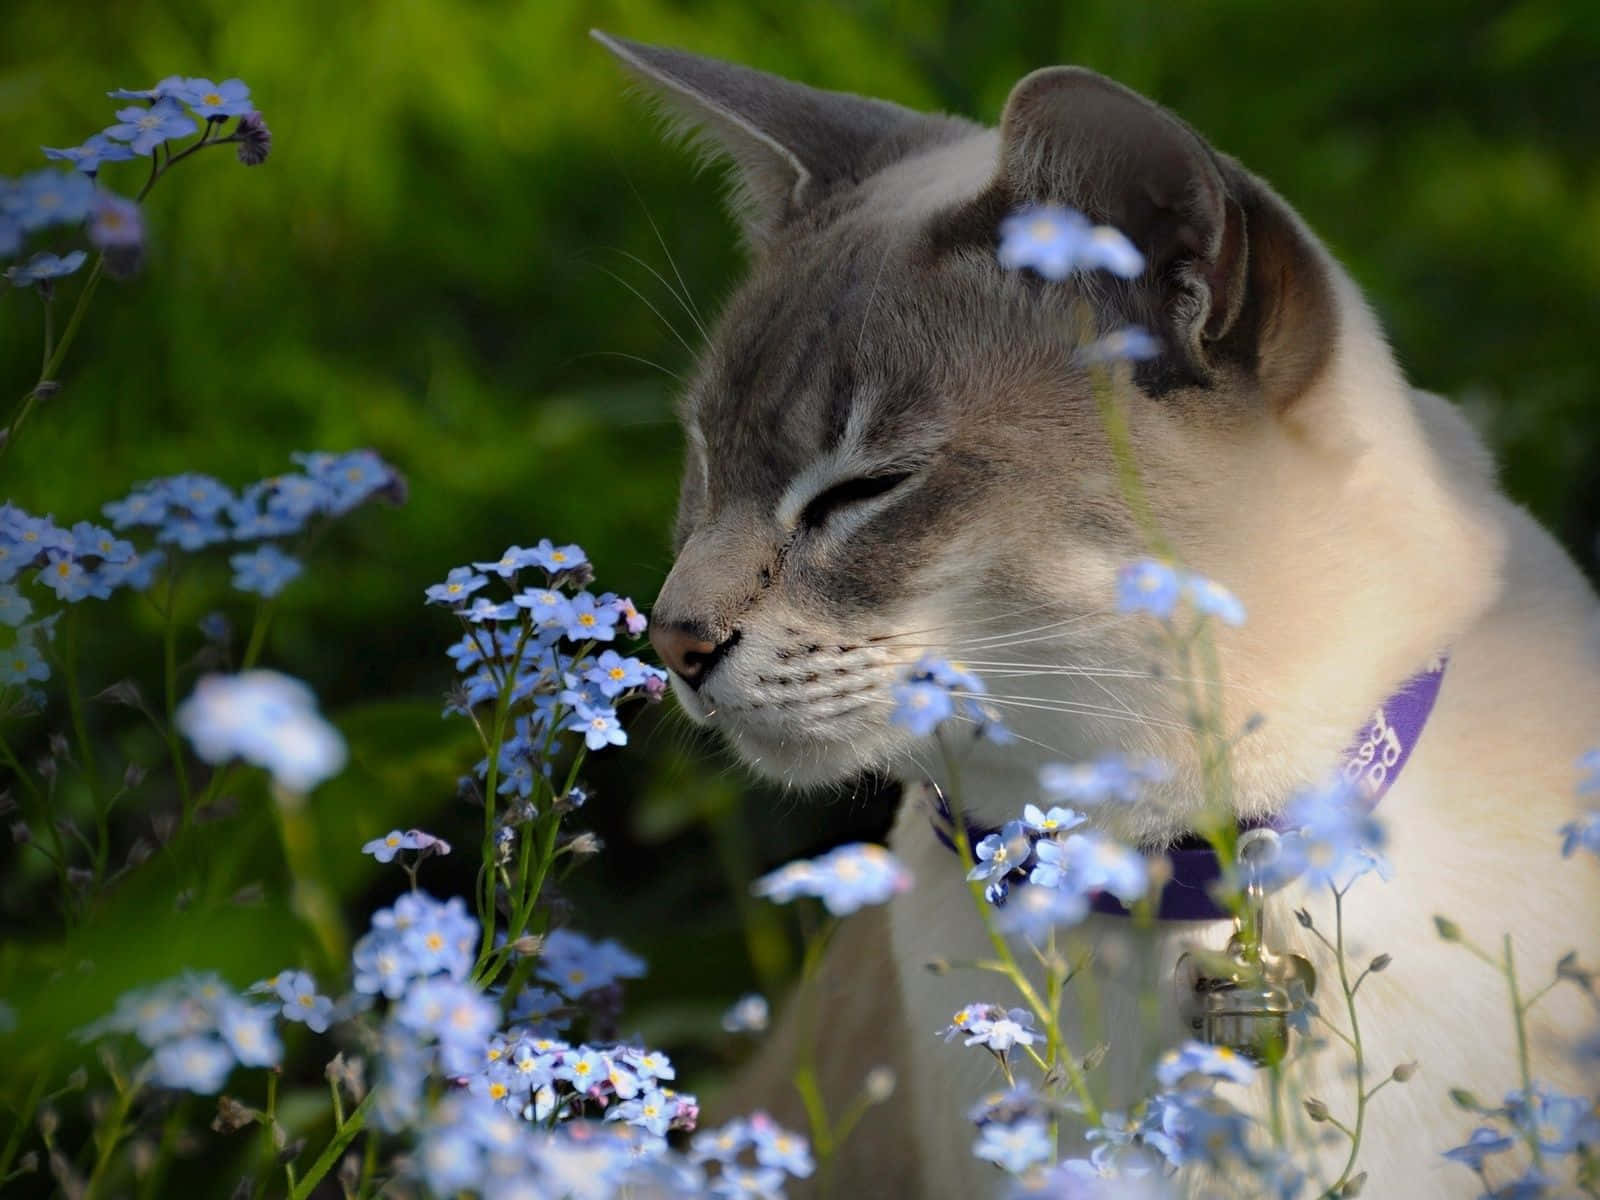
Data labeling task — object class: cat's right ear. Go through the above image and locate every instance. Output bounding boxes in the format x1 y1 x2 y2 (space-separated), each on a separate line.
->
592 32 963 250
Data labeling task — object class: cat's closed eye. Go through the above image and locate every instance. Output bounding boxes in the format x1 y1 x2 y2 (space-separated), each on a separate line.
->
799 471 914 529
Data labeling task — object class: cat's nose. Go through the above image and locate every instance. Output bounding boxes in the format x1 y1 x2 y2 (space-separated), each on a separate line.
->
649 623 735 690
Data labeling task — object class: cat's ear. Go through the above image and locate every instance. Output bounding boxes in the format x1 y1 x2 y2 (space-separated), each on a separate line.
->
994 67 1335 411
593 31 961 249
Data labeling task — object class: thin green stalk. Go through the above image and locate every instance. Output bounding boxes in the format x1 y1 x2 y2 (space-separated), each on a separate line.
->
160 570 194 825
83 1073 142 1200
288 1092 373 1200
1327 889 1368 1192
1504 934 1544 1172
0 1065 48 1181
939 741 1102 1124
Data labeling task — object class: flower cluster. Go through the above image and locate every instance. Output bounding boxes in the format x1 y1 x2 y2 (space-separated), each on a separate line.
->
890 654 1011 742
432 541 663 776
79 971 283 1094
4 76 269 283
960 792 1149 918
751 842 912 916
1441 1082 1600 1195
1117 558 1247 626
176 669 348 794
0 451 401 691
689 1112 817 1195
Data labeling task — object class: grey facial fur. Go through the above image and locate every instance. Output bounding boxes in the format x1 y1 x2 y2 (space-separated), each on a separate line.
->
597 33 1339 789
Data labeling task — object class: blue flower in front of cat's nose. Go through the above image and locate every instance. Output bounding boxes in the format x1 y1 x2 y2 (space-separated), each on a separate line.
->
997 203 1145 281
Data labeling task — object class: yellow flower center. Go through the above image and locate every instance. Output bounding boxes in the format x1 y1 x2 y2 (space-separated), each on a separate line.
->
550 551 567 563
203 92 223 106
578 613 596 627
608 667 625 681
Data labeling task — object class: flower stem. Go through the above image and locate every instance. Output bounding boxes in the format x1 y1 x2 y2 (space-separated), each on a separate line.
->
1327 888 1368 1193
287 1091 373 1200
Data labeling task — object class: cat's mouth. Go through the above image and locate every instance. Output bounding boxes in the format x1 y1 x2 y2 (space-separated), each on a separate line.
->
669 663 909 787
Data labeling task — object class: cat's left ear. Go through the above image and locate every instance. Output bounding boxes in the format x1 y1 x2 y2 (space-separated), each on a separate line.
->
980 67 1336 412
593 31 968 250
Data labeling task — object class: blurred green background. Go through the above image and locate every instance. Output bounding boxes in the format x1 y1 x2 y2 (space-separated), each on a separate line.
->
1 0 1598 1182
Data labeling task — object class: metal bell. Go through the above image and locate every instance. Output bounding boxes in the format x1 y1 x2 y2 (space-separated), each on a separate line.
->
1184 831 1316 1063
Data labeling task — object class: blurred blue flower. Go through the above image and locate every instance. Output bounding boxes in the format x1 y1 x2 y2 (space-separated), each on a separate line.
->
1078 225 1146 278
102 488 167 529
1440 1125 1514 1169
1046 831 1149 904
217 1001 282 1067
891 678 955 735
998 205 1091 279
0 584 31 627
1117 559 1180 619
536 928 646 996
100 548 164 593
152 1035 235 1093
89 190 144 255
158 514 230 551
176 670 347 793
108 76 186 102
995 878 1091 938
1155 1041 1257 1088
5 250 88 287
1187 574 1247 626
161 472 234 516
752 842 911 916
974 1117 1053 1174
585 649 652 697
36 551 102 602
176 77 254 119
1076 326 1162 365
749 1114 815 1178
105 98 197 156
12 169 95 232
1 638 51 685
1505 1083 1600 1155
1272 781 1388 892
69 521 133 562
43 134 139 174
0 215 17 259
720 993 770 1034
229 544 302 597
1559 810 1600 859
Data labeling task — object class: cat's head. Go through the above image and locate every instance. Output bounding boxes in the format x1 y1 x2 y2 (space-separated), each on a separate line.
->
595 34 1462 812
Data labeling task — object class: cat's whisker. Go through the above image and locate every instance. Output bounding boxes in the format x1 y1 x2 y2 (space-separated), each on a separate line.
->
587 260 699 358
568 350 686 385
621 172 711 334
866 598 1089 643
604 247 710 344
946 691 1189 733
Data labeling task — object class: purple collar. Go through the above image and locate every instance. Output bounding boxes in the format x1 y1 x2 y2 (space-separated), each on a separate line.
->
930 656 1448 921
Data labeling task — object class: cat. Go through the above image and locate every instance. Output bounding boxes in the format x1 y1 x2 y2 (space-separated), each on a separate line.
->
595 32 1600 1198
